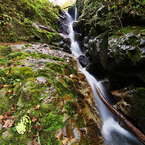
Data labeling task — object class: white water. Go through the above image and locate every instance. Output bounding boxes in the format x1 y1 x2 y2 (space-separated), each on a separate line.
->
66 8 143 145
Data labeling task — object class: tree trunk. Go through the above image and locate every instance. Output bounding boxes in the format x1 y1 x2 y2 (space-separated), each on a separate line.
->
95 86 145 145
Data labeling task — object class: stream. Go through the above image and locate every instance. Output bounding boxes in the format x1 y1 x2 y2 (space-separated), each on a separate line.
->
65 7 143 145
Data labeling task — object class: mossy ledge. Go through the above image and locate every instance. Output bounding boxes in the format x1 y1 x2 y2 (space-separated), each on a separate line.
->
0 43 102 144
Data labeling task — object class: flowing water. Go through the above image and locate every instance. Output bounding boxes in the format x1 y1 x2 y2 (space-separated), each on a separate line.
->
65 8 143 145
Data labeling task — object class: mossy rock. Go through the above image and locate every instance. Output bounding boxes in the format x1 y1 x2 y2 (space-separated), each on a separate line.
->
12 67 36 79
0 46 12 56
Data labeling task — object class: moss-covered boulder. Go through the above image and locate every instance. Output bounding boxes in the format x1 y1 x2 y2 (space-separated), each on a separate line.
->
0 43 102 144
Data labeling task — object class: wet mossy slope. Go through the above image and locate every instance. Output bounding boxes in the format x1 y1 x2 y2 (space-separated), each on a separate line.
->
0 0 62 43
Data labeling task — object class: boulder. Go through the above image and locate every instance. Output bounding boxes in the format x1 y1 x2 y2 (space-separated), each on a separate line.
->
74 33 83 41
78 55 90 67
111 87 145 133
73 21 80 33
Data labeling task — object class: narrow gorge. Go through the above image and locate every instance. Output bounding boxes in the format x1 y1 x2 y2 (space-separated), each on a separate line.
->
0 0 145 144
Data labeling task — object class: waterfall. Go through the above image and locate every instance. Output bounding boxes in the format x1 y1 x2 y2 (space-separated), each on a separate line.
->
66 7 143 145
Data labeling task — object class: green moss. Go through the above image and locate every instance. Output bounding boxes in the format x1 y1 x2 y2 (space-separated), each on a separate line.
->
0 0 61 43
65 101 79 118
63 63 76 75
46 62 63 74
55 78 78 98
0 46 11 56
13 67 36 79
136 87 145 97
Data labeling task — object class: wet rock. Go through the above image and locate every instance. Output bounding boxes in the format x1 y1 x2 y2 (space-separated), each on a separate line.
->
111 87 145 133
78 55 90 67
139 38 145 47
63 38 71 47
58 11 69 35
114 99 132 117
100 78 111 91
74 33 83 41
73 21 80 33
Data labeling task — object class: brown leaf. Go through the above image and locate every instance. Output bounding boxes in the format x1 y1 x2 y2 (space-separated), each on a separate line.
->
21 64 25 67
38 124 42 131
133 26 137 28
33 132 39 138
32 116 37 123
6 90 12 95
32 124 37 130
3 119 14 128
0 115 4 120
39 113 42 117
33 138 39 145
34 105 40 110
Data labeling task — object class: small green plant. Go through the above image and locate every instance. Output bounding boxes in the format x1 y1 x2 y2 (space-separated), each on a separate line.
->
16 115 31 134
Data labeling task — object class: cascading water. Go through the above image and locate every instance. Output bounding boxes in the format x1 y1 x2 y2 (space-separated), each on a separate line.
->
65 8 143 145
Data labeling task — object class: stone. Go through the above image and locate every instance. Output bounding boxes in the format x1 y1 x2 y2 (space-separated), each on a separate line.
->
139 38 145 47
114 99 132 117
10 44 25 52
63 38 71 47
73 21 80 33
78 55 90 67
74 33 83 41
100 78 111 91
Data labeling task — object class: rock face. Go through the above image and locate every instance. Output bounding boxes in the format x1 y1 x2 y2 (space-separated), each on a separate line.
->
76 0 145 134
111 87 145 134
0 43 102 144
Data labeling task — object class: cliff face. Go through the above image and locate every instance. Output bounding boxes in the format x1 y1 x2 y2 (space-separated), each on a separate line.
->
76 0 145 133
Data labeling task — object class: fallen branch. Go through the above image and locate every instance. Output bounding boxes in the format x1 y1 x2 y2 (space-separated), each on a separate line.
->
95 86 145 145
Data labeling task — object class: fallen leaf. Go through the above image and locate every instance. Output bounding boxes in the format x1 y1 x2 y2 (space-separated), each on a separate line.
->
3 119 14 128
32 116 37 123
133 26 137 28
6 90 12 95
38 124 42 131
33 138 39 145
34 105 40 110
39 113 42 117
21 64 25 67
0 115 4 121
33 133 39 138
